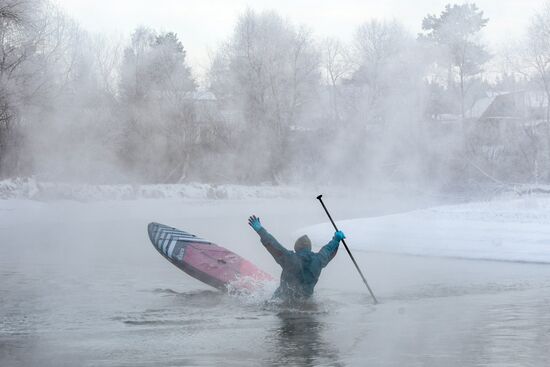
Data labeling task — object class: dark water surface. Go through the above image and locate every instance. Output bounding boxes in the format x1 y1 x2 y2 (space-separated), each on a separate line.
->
2 197 550 366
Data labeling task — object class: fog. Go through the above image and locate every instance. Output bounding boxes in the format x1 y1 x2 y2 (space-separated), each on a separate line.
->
2 1 550 192
3 1 550 366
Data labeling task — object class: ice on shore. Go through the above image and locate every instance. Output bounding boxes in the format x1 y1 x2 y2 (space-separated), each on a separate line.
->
3 176 550 264
302 195 550 263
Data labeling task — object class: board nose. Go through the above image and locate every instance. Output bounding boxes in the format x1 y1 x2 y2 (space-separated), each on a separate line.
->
148 222 168 254
147 223 159 245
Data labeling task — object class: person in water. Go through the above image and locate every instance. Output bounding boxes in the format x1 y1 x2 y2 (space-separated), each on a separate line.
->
248 215 345 300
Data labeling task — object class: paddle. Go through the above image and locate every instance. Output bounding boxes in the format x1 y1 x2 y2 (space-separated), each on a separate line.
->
316 194 378 304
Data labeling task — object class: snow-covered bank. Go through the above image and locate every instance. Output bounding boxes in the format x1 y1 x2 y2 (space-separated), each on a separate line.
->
5 176 550 263
0 177 305 201
302 195 550 263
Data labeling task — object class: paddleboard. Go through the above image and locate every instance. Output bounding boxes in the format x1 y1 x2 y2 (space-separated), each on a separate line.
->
148 222 273 291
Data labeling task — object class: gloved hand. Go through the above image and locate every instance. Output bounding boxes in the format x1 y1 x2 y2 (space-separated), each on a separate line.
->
333 230 345 242
248 215 262 232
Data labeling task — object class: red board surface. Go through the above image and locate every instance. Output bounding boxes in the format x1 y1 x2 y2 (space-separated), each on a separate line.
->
148 222 273 291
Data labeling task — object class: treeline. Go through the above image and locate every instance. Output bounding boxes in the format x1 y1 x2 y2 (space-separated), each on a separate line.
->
2 1 550 190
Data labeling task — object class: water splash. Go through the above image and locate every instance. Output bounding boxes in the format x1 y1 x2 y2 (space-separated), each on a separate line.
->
226 275 279 305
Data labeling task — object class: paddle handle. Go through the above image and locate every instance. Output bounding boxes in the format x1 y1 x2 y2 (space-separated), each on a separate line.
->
316 195 378 304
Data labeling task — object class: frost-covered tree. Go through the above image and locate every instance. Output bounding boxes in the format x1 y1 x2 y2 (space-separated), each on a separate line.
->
119 28 198 183
322 37 351 124
0 0 87 177
420 3 490 119
0 0 39 176
525 2 550 123
347 20 431 185
351 20 417 126
120 29 195 103
209 9 320 183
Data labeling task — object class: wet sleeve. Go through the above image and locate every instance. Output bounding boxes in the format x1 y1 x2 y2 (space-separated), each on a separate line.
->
317 237 340 268
257 227 292 267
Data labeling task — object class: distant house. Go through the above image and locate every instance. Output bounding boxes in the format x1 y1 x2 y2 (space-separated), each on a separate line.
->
427 94 497 129
478 90 548 124
472 90 549 145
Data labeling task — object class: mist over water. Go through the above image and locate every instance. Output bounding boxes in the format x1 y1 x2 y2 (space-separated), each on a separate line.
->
3 1 550 366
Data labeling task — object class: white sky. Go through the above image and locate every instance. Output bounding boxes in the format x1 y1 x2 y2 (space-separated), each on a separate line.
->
55 0 545 77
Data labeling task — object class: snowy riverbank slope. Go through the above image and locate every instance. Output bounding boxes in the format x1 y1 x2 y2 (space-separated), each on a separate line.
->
302 195 550 263
4 176 550 264
0 177 305 201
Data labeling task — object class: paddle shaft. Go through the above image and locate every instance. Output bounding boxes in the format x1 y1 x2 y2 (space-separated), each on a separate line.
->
316 195 378 304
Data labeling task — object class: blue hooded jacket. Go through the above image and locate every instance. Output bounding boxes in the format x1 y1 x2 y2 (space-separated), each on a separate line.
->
257 228 340 300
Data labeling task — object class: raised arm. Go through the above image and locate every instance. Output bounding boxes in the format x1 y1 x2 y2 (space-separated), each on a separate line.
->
317 231 345 268
248 215 292 267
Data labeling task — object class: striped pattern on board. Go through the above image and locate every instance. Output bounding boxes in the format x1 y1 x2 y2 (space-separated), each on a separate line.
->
148 222 211 258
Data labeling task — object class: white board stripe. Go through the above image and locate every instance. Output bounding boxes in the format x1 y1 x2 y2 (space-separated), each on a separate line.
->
158 235 211 244
150 224 212 248
161 235 172 251
165 239 177 256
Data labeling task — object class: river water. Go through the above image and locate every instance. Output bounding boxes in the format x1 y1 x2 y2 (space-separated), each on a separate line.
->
2 197 550 366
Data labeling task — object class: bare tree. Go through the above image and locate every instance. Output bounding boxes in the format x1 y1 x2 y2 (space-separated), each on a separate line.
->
525 2 550 124
0 0 44 176
351 20 417 126
119 27 198 183
209 9 320 183
322 37 351 124
419 3 490 120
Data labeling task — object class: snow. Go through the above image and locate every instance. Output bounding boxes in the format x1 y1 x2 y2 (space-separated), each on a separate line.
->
301 195 550 264
3 177 550 264
0 177 305 201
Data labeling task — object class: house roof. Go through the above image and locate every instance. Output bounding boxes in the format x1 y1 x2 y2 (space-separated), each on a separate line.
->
479 90 548 122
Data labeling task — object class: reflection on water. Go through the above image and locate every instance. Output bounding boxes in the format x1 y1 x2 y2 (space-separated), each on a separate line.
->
4 255 550 366
4 263 550 367
466 296 550 366
268 304 343 367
